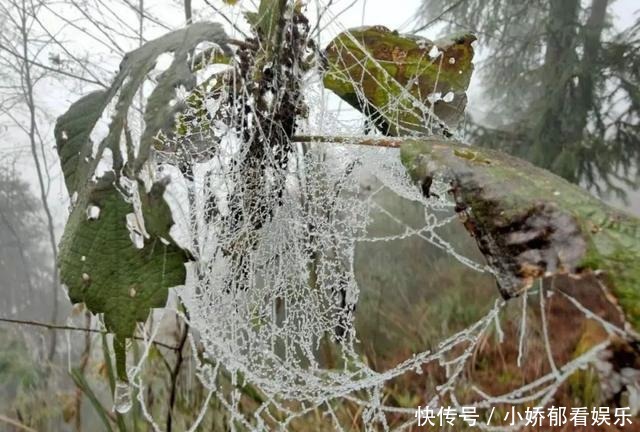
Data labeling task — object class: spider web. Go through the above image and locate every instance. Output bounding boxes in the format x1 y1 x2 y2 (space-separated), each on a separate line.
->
120 2 635 430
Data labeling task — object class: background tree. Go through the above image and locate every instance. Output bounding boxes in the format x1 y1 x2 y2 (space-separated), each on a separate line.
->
0 163 61 427
0 164 52 322
418 0 640 196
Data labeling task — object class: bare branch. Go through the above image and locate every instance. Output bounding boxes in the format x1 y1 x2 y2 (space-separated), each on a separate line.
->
292 134 403 148
0 43 106 86
0 316 181 351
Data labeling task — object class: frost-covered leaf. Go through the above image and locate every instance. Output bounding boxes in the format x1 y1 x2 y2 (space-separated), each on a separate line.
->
54 91 112 196
54 21 228 195
54 23 227 338
138 177 175 240
323 26 475 136
59 173 189 338
134 23 229 171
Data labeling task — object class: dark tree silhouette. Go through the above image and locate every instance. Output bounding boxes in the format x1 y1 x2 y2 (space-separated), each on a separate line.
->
419 0 640 196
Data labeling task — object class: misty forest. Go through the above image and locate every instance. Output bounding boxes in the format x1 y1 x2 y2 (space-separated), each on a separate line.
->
0 0 639 430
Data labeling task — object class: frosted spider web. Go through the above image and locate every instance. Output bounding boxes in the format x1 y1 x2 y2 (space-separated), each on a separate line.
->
118 2 637 430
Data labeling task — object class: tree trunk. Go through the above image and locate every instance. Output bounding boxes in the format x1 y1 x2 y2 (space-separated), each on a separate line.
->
18 0 59 361
530 0 581 178
575 0 609 133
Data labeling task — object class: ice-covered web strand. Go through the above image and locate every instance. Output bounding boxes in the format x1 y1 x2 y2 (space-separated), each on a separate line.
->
114 2 631 429
539 279 560 378
516 288 528 368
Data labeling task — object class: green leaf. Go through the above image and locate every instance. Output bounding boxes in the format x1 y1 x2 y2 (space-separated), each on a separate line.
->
59 174 189 339
134 22 229 172
54 22 228 197
55 23 227 340
323 26 475 136
137 178 175 240
54 91 112 196
256 0 287 49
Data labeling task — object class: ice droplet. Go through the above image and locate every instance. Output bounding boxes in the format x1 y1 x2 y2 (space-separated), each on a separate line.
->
113 380 132 413
86 205 101 220
427 92 442 104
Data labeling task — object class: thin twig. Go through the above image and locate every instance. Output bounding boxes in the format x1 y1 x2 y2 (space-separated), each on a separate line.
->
292 134 403 148
412 0 468 33
516 289 528 367
26 6 109 87
202 0 250 39
117 0 172 31
539 278 560 378
166 320 189 432
0 43 105 86
0 414 37 432
0 317 180 351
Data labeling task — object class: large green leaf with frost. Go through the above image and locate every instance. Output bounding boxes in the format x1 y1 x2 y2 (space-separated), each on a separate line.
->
54 91 111 196
323 26 475 136
59 174 189 338
54 23 228 338
54 21 228 190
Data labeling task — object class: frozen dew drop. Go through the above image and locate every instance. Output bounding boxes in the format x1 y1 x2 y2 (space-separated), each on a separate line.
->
448 57 456 64
428 45 441 59
130 230 144 249
443 92 455 103
113 380 132 414
86 205 101 220
427 92 442 104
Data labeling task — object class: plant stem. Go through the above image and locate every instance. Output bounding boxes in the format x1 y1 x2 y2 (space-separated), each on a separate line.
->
166 319 189 432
